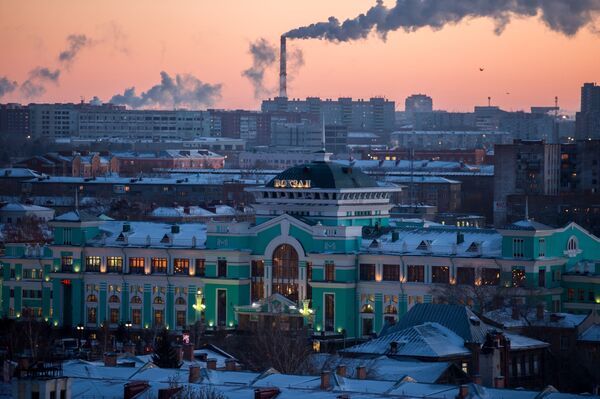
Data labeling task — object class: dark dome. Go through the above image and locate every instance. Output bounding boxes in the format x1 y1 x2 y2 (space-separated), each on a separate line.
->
266 161 377 189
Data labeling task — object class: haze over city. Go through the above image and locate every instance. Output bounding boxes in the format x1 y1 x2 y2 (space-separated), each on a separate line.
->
1 0 600 112
2 2 600 399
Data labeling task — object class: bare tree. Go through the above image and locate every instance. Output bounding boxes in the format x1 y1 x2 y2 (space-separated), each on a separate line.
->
233 320 314 374
429 283 510 313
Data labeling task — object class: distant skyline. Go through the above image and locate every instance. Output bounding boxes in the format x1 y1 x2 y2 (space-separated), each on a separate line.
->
0 0 599 113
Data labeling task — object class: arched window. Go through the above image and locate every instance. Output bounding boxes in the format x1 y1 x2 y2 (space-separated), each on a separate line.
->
272 244 299 301
175 297 186 305
361 304 374 313
130 296 142 304
153 296 164 304
86 294 97 303
567 236 578 251
384 305 397 315
108 295 120 303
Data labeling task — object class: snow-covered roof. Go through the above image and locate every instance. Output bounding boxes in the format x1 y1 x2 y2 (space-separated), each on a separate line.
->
484 308 587 329
309 354 453 383
27 173 272 186
151 206 216 218
0 168 41 178
89 221 207 248
0 203 53 212
364 227 501 257
579 324 600 342
343 322 470 358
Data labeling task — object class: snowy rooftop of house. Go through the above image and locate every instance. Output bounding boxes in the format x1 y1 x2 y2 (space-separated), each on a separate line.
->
310 354 454 383
27 174 269 186
343 322 471 358
0 203 53 212
579 324 600 342
87 221 208 248
483 308 587 329
0 168 42 178
383 176 462 184
503 219 556 231
364 227 501 257
151 206 218 218
56 353 596 399
112 149 223 159
335 159 494 175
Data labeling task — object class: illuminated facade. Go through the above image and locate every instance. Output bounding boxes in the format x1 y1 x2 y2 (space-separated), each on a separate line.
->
1 156 600 339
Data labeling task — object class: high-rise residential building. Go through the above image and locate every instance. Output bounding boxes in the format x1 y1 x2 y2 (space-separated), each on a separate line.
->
404 94 433 115
261 97 395 134
0 103 30 136
493 140 561 226
576 82 600 140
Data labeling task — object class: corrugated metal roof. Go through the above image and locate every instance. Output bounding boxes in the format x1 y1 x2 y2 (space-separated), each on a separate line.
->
383 304 492 343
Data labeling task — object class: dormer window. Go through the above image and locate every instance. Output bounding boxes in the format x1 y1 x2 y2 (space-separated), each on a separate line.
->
417 240 431 251
466 242 481 253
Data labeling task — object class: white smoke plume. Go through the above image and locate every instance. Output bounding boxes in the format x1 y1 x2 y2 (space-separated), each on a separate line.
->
285 0 600 41
0 77 18 98
242 38 305 99
19 67 61 98
242 38 278 99
109 71 222 109
59 34 94 68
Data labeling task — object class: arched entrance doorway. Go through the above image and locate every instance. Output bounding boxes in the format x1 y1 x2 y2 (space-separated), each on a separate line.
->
272 244 299 302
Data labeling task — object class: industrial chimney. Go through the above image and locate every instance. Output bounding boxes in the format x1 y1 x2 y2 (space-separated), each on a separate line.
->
279 35 287 98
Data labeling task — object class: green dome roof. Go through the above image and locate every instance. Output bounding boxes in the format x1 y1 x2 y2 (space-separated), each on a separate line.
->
266 161 378 189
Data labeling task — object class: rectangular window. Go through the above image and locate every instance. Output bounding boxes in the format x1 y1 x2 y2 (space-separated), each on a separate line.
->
324 293 335 332
106 257 123 273
85 256 101 272
538 269 546 288
431 266 449 284
87 307 97 324
538 238 546 257
359 264 376 281
61 256 73 272
513 238 524 258
195 259 206 277
154 310 164 326
481 268 500 285
174 258 189 275
251 260 264 277
176 310 186 327
512 268 526 287
151 257 167 274
129 257 145 274
567 288 574 301
382 264 400 281
110 308 119 324
63 228 72 245
251 280 264 302
324 262 335 282
406 265 424 282
217 260 227 278
578 289 585 301
456 267 475 285
362 318 373 336
132 309 141 325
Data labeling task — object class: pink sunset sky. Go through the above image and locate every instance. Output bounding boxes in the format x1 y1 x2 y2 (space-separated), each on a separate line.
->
0 0 599 113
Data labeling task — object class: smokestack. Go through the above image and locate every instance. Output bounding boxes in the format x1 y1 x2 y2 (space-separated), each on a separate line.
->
279 35 287 98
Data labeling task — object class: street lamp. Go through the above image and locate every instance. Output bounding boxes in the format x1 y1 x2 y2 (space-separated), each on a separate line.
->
76 324 85 352
125 321 133 343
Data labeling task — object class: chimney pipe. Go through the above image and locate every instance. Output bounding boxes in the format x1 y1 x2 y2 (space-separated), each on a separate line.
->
536 302 545 321
494 376 505 388
320 371 331 390
458 384 469 399
279 35 287 98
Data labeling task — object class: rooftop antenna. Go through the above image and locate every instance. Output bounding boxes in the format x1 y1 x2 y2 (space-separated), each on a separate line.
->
525 196 529 221
321 113 326 151
487 96 491 107
553 96 559 143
